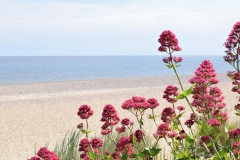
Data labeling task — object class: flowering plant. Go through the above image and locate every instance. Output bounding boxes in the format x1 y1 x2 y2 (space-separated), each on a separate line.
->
30 22 240 160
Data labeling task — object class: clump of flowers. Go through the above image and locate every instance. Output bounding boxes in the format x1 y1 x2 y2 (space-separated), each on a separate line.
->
163 85 179 103
158 30 181 52
161 107 176 123
77 105 94 119
189 60 226 116
30 147 59 160
100 104 120 135
122 96 159 110
78 137 103 159
158 30 183 70
223 22 240 66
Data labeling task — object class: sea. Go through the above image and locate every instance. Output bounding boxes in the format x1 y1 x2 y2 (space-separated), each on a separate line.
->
0 56 234 84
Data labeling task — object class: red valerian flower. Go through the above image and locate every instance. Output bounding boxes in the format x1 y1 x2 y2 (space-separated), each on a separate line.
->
153 123 171 138
30 156 41 160
77 123 83 129
129 130 145 142
121 118 130 126
122 96 159 110
147 98 159 109
189 60 226 116
177 106 185 111
167 131 177 138
207 118 221 127
232 142 240 155
158 30 182 52
161 107 176 123
185 119 194 128
229 128 240 139
173 56 183 63
111 151 120 159
101 104 120 135
163 85 179 103
200 136 210 145
77 104 94 119
115 126 126 133
79 138 90 152
223 22 240 64
91 138 103 149
35 147 59 160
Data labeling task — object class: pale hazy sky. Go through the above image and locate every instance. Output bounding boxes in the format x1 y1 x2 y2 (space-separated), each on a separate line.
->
0 0 239 56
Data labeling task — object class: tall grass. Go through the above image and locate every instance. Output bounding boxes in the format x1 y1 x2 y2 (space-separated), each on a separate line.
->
53 130 81 160
51 129 173 159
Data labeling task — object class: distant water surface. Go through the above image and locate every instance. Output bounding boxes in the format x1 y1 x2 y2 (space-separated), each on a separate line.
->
0 56 233 84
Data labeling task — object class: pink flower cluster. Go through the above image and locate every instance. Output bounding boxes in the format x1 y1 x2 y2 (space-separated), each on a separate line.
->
153 123 186 141
163 85 179 103
207 118 221 127
200 136 210 146
232 142 240 155
116 136 134 155
115 118 134 133
158 30 181 52
121 96 159 110
79 137 103 159
229 128 240 139
77 105 94 119
100 104 120 135
30 147 59 160
223 22 240 65
162 56 183 64
189 60 227 121
161 107 176 123
153 123 171 138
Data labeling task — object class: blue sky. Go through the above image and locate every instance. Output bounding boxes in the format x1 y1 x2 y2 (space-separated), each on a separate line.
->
0 0 239 56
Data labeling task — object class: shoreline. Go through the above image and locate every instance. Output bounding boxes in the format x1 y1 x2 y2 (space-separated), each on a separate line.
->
0 73 230 95
0 72 229 86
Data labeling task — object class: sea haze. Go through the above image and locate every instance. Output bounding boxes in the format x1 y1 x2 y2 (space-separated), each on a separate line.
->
0 56 233 84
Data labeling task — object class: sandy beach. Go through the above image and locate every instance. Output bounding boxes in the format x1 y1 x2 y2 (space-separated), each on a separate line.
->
0 74 238 160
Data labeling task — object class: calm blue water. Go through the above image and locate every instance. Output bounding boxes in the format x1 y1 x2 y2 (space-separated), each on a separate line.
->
0 56 233 84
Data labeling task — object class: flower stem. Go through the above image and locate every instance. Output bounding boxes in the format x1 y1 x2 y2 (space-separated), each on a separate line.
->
151 109 158 127
86 119 89 138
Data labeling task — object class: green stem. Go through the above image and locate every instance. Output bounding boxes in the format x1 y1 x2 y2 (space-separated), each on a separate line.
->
86 119 89 138
170 56 201 124
172 62 184 91
151 109 158 127
211 140 221 159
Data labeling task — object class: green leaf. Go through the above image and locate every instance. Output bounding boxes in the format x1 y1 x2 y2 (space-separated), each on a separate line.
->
235 113 240 116
102 155 111 160
175 153 185 159
175 111 185 119
148 115 159 119
166 64 176 68
177 84 195 100
138 149 149 158
132 134 137 143
177 93 185 99
185 134 194 144
185 84 195 96
80 129 94 134
224 126 229 133
198 119 213 136
140 120 144 126
224 155 232 160
89 151 100 160
149 147 161 157
121 150 128 160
